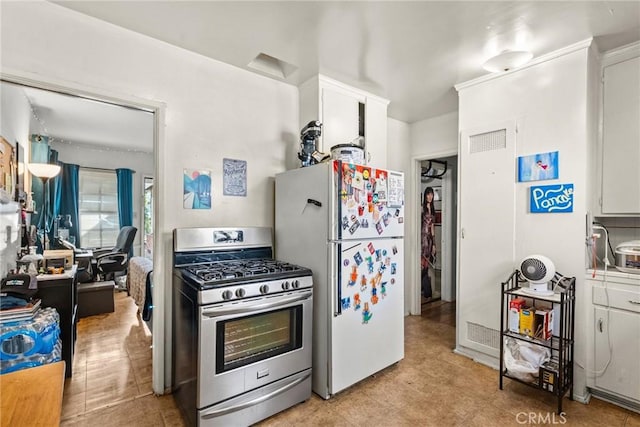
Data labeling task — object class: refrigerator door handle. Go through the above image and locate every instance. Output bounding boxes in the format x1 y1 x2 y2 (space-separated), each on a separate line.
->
335 242 342 316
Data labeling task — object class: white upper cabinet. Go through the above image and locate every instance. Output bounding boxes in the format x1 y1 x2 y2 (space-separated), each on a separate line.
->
299 75 389 168
600 44 640 215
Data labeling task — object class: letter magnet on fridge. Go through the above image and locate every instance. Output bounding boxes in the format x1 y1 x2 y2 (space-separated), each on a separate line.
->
362 302 372 324
353 293 361 311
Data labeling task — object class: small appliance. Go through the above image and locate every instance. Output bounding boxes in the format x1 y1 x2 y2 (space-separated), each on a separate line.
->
298 120 328 167
614 240 640 274
519 255 556 296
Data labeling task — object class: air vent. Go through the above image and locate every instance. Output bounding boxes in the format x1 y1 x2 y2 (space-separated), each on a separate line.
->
467 322 500 349
469 129 507 153
247 53 298 80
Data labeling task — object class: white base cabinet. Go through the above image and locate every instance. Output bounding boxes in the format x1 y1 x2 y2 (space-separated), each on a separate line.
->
586 272 640 409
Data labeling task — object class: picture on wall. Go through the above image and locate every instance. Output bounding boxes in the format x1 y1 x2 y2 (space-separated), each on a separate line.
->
530 183 574 213
222 158 247 197
517 151 559 182
183 169 211 209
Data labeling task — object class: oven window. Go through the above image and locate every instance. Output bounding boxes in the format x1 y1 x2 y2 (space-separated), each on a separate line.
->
216 306 303 373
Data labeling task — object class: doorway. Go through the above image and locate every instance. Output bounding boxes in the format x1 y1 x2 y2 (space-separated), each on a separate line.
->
418 155 457 309
0 75 161 405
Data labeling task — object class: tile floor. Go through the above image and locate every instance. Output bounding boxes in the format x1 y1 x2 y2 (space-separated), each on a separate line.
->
61 293 639 426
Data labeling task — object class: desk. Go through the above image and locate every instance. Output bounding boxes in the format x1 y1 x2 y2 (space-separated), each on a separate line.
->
0 361 65 427
36 266 77 377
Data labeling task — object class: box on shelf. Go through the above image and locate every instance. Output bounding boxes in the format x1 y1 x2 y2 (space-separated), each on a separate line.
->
519 307 538 337
509 298 526 333
539 359 559 392
535 308 554 340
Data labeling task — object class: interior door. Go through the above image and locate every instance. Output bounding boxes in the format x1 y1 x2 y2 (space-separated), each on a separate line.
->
457 124 515 358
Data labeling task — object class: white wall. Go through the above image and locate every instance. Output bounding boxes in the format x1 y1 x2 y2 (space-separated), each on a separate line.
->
456 44 596 400
410 111 458 157
50 141 154 256
387 117 412 314
1 1 298 392
0 83 32 192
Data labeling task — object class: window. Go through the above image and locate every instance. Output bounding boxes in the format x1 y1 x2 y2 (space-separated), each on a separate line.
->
79 168 119 248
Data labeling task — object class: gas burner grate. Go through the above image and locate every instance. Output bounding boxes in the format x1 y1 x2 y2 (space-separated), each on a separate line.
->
184 258 307 284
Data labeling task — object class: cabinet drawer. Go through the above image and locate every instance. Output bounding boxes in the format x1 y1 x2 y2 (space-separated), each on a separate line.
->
593 285 640 313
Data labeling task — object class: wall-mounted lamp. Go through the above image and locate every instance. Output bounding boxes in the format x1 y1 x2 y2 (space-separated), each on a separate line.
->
483 50 533 73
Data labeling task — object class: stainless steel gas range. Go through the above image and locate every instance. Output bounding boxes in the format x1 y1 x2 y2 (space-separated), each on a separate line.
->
172 227 313 426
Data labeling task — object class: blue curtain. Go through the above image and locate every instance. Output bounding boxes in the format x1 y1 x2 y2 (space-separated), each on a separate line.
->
56 163 80 247
116 168 134 257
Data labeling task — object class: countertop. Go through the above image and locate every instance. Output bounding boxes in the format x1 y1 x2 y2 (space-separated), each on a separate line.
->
585 267 640 285
0 361 65 427
36 264 77 281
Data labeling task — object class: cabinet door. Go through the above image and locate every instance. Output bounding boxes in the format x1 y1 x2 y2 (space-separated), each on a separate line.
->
602 56 640 214
593 306 640 401
321 87 360 153
365 97 388 168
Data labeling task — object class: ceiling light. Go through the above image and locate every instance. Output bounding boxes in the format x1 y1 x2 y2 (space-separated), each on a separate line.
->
483 50 533 73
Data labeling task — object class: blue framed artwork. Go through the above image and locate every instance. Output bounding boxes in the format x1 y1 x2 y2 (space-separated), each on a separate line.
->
518 151 559 182
222 158 247 197
183 169 211 209
530 183 574 213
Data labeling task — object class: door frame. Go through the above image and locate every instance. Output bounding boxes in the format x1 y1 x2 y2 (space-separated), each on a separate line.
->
409 149 458 315
1 68 167 394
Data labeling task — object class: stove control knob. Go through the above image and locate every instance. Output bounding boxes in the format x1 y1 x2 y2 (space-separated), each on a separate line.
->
292 280 300 289
282 281 290 290
260 284 269 294
235 288 246 298
222 290 233 300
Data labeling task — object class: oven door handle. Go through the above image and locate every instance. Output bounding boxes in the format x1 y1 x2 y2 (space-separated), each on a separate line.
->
201 371 311 419
201 291 312 318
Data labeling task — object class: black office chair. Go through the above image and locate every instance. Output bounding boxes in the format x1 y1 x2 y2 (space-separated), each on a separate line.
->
94 226 138 282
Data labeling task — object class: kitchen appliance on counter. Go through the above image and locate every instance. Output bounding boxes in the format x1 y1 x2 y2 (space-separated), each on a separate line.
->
275 160 405 399
330 136 367 165
172 227 313 426
298 120 328 167
615 240 640 274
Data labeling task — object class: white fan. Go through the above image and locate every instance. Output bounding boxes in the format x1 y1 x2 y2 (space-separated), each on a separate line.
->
519 255 556 296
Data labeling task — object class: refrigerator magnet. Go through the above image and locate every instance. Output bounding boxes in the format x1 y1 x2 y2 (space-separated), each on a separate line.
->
348 221 360 234
375 222 383 235
383 213 390 227
353 293 361 310
371 285 379 305
381 282 387 298
375 249 382 262
360 275 367 291
391 278 396 284
341 297 351 310
344 259 350 267
352 171 364 191
361 218 369 228
354 252 363 266
372 193 379 204
391 263 397 274
367 242 375 254
392 245 398 254
362 303 372 324
349 265 357 285
366 257 374 273
362 168 371 180
398 217 404 224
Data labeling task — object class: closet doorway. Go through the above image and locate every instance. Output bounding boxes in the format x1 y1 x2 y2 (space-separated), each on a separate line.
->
419 155 457 307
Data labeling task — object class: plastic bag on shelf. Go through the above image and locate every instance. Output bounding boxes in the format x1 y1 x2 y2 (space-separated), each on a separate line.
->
504 337 550 383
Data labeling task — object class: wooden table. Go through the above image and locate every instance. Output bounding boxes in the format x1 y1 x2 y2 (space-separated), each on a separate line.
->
0 361 65 426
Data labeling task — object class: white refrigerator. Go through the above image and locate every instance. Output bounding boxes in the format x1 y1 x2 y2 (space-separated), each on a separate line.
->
275 160 405 399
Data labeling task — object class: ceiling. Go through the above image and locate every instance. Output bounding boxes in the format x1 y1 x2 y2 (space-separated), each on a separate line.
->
6 2 639 154
2 81 154 153
53 0 640 123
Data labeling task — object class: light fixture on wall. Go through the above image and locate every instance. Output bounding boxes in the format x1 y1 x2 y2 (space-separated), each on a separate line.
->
28 163 61 247
483 50 533 73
